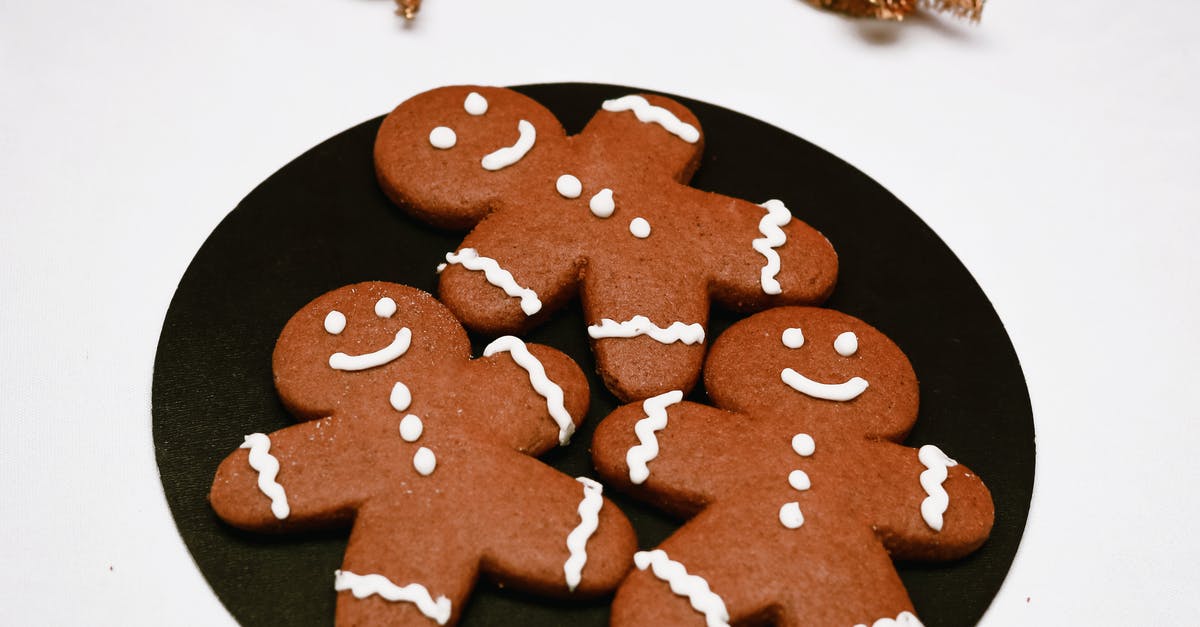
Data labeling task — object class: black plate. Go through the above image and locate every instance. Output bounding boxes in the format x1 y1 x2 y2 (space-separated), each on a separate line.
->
153 82 1034 626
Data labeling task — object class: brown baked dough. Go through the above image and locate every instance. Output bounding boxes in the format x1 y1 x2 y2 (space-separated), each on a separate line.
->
375 86 839 401
209 282 636 626
591 307 993 626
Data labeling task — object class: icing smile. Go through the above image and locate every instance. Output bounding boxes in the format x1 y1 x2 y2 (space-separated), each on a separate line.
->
329 328 413 371
780 368 868 402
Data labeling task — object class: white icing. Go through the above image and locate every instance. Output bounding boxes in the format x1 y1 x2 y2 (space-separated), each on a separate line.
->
435 262 447 273
334 570 452 625
324 310 346 335
442 248 542 315
791 433 815 457
589 188 615 218
626 390 684 484
429 126 456 149
854 610 925 627
602 95 701 144
781 327 804 349
481 119 535 171
835 331 859 356
464 91 488 115
556 174 582 199
788 469 811 491
629 217 651 238
390 381 412 412
563 477 604 592
399 414 424 442
329 328 412 371
239 433 289 519
778 502 804 529
413 446 437 476
587 316 705 346
483 336 575 445
375 297 397 318
753 200 793 295
918 444 959 532
633 550 729 627
781 368 869 402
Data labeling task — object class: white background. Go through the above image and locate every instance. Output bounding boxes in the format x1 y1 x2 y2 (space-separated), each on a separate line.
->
2 0 1198 624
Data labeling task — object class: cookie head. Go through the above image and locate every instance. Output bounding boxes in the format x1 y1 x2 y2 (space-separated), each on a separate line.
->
704 307 919 439
375 85 569 229
272 282 469 420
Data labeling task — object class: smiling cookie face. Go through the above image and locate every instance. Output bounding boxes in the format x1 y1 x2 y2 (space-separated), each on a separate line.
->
272 282 471 421
375 86 570 229
704 307 919 440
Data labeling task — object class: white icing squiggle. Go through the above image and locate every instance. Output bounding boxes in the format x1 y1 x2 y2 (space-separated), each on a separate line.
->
602 95 700 144
588 316 704 346
563 477 604 592
918 445 959 532
634 550 729 627
329 328 412 371
781 368 868 402
334 570 452 625
754 200 793 295
483 336 575 445
626 390 684 484
240 433 289 519
443 248 542 315
481 120 535 171
854 610 924 627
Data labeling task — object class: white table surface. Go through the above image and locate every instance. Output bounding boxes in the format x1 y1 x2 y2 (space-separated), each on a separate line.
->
2 1 1198 624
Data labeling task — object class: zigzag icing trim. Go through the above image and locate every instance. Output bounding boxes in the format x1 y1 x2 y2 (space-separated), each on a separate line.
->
563 477 604 592
239 433 289 519
626 390 684 485
443 248 542 316
601 95 700 144
854 610 924 627
753 200 793 295
587 315 705 345
334 570 452 625
634 550 729 627
918 445 959 531
483 336 575 445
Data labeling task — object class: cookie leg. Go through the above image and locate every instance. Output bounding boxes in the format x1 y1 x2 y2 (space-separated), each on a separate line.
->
581 269 709 402
335 508 479 626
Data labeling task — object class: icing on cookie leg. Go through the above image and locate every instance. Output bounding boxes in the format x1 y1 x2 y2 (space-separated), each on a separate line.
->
334 570 452 625
626 391 684 485
563 477 604 592
633 549 729 627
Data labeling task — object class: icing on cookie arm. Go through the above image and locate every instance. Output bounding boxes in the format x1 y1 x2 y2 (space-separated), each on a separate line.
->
209 417 370 531
592 400 752 517
859 441 995 561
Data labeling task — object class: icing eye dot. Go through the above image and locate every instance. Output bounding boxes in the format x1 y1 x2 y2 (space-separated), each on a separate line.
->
324 310 346 335
792 433 815 457
629 217 652 239
464 92 488 115
556 174 582 198
429 126 456 149
781 327 804 348
834 331 859 356
375 297 397 318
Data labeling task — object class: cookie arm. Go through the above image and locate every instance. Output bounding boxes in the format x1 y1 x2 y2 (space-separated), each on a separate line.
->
438 205 585 335
689 190 838 311
208 417 369 532
591 399 754 518
473 452 637 598
861 441 995 561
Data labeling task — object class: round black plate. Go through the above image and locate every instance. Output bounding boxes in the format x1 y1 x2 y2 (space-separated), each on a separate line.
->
153 83 1034 626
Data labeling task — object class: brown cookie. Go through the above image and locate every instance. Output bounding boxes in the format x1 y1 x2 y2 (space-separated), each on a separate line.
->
374 85 839 401
591 307 994 626
208 282 637 625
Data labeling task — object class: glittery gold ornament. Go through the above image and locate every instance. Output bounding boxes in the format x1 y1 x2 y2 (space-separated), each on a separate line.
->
808 0 984 21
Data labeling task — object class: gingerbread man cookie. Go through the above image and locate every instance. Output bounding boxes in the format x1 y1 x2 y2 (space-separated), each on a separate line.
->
591 307 994 626
374 86 839 401
209 282 636 625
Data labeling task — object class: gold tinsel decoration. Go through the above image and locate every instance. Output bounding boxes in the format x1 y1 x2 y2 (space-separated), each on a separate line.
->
809 0 984 21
